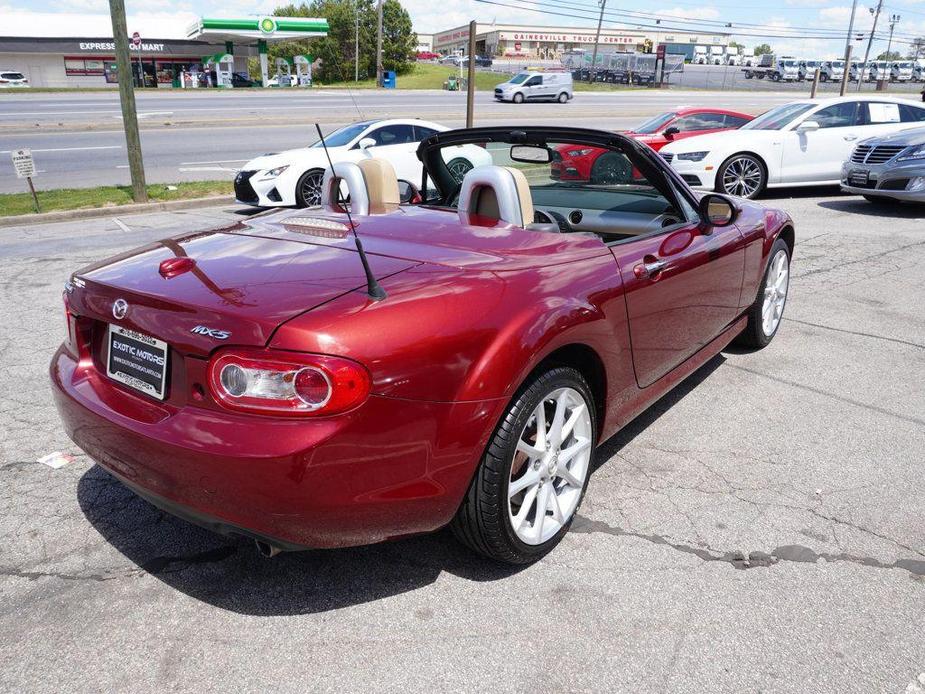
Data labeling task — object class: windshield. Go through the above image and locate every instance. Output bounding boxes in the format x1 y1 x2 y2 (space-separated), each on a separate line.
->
742 102 814 130
633 112 678 134
833 62 844 68
310 121 375 148
420 131 690 242
898 62 912 68
782 60 798 67
508 73 529 85
2 72 25 80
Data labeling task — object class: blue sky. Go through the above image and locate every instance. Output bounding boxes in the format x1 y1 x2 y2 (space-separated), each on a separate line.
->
3 0 925 56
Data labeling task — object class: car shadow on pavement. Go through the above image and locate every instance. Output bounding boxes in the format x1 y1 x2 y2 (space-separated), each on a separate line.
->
817 198 925 219
76 465 526 616
76 353 727 616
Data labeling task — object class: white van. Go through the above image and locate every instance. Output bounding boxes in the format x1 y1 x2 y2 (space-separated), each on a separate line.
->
494 70 573 104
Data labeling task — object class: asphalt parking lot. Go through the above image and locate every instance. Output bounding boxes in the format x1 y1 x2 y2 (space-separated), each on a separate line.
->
0 191 923 692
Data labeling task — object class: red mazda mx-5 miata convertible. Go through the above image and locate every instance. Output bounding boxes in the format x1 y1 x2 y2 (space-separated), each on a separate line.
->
51 126 794 564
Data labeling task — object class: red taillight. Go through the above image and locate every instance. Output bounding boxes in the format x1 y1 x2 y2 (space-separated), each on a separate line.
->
207 349 371 417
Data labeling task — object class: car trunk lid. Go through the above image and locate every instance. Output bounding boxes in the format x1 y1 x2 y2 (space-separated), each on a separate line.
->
70 230 416 356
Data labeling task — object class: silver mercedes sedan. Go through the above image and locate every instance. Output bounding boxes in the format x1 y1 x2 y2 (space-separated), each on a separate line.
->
842 126 925 203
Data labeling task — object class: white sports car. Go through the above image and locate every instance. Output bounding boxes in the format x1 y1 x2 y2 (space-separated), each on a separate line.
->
235 118 491 207
660 95 925 198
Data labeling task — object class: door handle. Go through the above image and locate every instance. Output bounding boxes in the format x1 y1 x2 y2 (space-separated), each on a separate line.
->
843 135 858 141
634 258 668 280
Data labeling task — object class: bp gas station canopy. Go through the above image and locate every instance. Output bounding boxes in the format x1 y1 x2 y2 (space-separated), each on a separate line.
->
186 16 328 87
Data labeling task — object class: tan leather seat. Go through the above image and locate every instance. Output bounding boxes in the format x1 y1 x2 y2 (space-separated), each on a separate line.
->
458 165 534 228
358 158 400 214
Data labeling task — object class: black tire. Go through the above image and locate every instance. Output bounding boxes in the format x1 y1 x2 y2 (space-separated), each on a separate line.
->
295 168 325 208
446 157 473 184
736 237 791 349
590 152 633 185
450 366 597 564
820 74 828 82
716 153 767 199
557 91 568 103
513 92 524 104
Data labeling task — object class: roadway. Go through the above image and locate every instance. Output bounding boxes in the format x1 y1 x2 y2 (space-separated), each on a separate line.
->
0 89 801 193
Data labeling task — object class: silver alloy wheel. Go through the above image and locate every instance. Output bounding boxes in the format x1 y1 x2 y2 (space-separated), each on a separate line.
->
299 170 324 207
508 387 593 545
762 249 790 336
722 156 764 198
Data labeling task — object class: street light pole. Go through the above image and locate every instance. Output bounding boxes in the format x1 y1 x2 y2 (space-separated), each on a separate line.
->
841 0 858 96
886 14 900 60
858 0 883 91
355 6 359 83
108 0 146 202
588 0 606 83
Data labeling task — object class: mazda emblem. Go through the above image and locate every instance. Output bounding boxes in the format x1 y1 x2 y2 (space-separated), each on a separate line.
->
112 298 129 320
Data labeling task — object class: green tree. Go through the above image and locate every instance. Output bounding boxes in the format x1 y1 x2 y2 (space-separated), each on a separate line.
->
753 43 772 56
272 0 416 83
876 50 901 61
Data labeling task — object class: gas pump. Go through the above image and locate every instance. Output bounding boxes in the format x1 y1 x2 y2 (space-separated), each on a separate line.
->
294 54 313 86
204 53 234 88
275 57 292 87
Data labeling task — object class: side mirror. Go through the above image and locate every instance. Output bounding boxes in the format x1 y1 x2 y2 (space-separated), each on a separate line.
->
663 126 680 139
797 120 820 132
358 137 376 150
699 193 739 228
397 180 421 204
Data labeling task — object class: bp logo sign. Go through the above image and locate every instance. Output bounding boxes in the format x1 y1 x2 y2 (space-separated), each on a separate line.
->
259 17 277 34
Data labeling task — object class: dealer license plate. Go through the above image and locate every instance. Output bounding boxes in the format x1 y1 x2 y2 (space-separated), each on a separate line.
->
106 324 168 400
848 170 870 187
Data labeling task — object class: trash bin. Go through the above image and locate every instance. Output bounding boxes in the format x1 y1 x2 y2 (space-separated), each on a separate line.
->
382 70 396 88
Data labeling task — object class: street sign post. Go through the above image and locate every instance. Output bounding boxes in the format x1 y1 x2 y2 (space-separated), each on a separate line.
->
132 31 142 87
11 149 40 213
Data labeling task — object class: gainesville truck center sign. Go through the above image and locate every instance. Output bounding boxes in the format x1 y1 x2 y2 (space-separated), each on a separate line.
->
500 32 636 45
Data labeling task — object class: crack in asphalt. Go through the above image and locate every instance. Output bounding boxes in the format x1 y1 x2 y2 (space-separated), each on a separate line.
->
0 546 239 583
571 515 925 576
727 364 925 428
785 317 925 351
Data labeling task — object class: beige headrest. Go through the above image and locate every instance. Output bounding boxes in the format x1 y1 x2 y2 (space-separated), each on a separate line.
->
500 166 534 227
457 165 535 228
358 158 400 214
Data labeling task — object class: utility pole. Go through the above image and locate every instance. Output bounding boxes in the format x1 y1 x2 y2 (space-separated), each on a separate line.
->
858 0 883 91
886 14 900 60
355 6 359 82
841 0 858 95
108 0 146 202
466 20 476 127
588 0 606 83
375 0 383 87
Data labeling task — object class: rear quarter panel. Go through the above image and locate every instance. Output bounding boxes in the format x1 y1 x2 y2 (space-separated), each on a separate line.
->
270 253 637 440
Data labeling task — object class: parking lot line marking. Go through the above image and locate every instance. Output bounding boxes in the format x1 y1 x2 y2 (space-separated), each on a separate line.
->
0 146 121 154
112 218 131 233
178 159 249 166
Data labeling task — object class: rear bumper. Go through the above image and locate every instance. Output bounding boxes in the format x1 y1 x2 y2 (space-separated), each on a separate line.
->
51 345 504 549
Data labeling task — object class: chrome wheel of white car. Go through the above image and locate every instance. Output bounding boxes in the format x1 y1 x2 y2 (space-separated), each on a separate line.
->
719 154 766 199
761 248 789 337
508 387 593 545
296 169 325 208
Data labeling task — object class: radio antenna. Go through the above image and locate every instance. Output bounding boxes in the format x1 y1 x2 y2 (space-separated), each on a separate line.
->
314 123 386 301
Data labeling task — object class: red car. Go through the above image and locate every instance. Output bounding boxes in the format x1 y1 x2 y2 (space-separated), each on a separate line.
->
51 126 793 564
552 108 754 183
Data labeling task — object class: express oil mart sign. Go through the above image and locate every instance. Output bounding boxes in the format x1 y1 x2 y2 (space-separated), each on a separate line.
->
79 41 166 52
